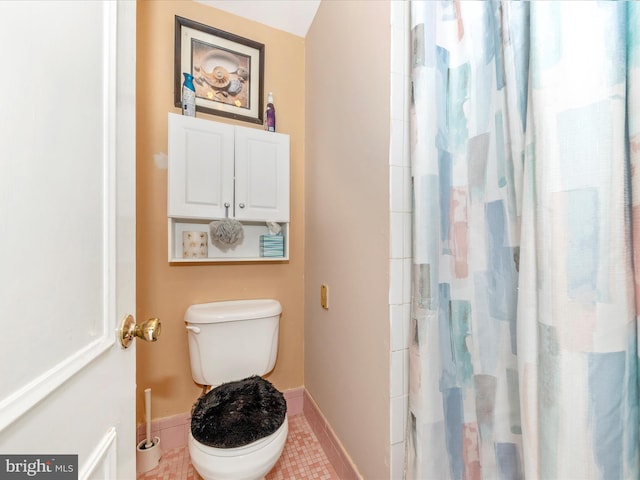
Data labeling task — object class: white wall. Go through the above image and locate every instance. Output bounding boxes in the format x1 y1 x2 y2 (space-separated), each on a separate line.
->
389 2 411 477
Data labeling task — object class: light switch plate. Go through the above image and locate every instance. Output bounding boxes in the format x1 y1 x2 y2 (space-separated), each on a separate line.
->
321 284 329 309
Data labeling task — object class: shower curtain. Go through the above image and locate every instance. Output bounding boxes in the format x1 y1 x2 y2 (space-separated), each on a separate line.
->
408 1 639 479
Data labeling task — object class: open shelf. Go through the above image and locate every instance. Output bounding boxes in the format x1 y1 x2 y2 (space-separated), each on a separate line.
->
168 217 289 263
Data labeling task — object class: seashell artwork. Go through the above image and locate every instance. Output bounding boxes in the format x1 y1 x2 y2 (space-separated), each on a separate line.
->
236 67 248 80
227 78 243 95
209 66 230 88
192 42 251 109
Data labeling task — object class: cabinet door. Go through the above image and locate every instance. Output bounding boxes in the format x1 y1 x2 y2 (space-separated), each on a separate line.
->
234 127 290 222
167 113 234 219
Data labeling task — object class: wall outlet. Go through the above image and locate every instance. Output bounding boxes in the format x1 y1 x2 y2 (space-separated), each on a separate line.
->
320 284 329 310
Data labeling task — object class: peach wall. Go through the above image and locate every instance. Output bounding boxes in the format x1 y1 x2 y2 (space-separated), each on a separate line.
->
304 1 391 478
135 0 305 424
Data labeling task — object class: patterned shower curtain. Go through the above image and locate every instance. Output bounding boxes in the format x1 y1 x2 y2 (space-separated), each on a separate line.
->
408 2 639 479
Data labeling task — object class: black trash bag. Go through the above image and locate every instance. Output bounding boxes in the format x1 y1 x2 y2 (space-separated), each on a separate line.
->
191 375 286 448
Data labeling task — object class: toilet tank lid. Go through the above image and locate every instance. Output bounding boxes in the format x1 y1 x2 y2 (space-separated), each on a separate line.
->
185 299 282 324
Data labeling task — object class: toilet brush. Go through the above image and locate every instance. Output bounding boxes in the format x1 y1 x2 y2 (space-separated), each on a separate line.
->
136 388 162 474
144 388 153 448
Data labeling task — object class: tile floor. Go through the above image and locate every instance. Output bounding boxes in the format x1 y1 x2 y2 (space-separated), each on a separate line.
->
137 414 340 480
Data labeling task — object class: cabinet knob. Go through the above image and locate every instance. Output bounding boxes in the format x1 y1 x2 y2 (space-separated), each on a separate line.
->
239 203 245 208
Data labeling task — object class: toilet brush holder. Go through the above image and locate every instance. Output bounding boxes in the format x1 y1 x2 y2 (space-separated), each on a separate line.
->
136 437 161 474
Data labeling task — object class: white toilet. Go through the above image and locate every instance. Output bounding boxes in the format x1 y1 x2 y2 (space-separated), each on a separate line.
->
185 299 288 480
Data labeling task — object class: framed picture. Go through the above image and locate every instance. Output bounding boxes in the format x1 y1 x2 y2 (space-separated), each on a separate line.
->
174 16 265 124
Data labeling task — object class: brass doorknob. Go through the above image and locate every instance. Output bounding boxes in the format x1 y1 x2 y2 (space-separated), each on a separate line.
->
119 315 161 349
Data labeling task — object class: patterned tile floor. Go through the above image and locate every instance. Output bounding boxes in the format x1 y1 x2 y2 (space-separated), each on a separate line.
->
137 414 340 480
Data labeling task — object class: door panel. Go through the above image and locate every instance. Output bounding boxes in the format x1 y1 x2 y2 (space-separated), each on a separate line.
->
167 113 235 219
0 2 136 478
234 128 290 222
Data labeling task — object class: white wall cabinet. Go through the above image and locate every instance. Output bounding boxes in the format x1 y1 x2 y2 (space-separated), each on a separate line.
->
167 113 290 262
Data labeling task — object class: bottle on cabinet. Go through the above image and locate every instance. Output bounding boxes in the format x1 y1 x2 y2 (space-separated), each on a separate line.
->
182 73 196 117
264 92 276 132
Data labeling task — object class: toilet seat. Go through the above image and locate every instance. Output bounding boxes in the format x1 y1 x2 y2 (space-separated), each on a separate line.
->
188 416 288 480
190 417 288 457
191 376 287 449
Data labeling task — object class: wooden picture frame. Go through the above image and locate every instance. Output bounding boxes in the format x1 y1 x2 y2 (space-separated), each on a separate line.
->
174 16 265 124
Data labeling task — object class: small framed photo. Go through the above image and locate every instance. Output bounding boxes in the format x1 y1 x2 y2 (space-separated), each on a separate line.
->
174 16 265 124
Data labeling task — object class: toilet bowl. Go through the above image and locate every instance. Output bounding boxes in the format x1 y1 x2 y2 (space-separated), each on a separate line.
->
189 418 288 480
185 299 287 480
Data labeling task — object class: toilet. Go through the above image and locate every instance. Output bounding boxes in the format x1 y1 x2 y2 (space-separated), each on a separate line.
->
185 299 288 480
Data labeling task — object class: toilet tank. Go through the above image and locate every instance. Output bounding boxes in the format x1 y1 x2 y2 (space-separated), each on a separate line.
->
185 299 281 386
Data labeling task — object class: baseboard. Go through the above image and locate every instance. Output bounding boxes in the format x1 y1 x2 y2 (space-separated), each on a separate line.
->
282 386 304 416
302 390 362 480
136 411 191 452
136 386 360 479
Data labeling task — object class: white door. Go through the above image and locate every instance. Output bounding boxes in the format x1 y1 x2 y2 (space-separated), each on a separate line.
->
0 2 138 479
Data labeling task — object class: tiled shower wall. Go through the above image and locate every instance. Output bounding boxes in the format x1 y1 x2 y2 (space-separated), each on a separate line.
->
389 1 410 478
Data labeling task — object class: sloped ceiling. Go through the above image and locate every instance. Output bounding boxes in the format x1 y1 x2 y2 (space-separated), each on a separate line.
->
194 0 321 38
